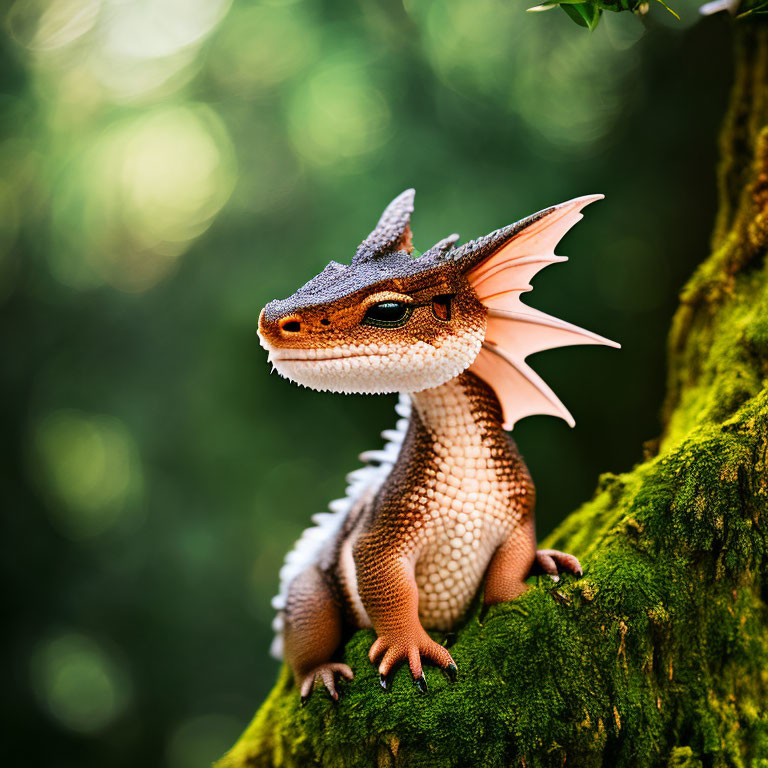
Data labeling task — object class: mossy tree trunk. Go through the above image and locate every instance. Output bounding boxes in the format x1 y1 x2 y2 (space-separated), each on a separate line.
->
218 22 768 768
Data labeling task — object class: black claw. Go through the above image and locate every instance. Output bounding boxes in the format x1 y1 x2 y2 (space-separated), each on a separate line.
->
300 695 310 707
380 673 389 691
446 663 458 683
414 674 428 694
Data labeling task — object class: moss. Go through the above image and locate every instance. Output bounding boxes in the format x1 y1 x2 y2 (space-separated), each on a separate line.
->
218 25 768 768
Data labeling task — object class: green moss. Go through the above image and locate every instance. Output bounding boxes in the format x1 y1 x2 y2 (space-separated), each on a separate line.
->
218 25 768 768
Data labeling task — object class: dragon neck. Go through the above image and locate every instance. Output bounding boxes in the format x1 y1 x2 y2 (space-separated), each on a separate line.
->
407 372 507 446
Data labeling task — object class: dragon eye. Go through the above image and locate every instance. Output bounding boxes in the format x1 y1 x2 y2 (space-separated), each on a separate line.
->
362 301 413 328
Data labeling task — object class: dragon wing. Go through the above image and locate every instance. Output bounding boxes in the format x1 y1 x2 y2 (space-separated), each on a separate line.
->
454 195 619 431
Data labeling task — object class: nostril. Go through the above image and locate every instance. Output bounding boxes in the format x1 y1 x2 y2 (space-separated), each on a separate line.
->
320 318 330 326
280 319 301 333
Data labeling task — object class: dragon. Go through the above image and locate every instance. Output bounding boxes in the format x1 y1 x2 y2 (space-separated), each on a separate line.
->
257 189 619 702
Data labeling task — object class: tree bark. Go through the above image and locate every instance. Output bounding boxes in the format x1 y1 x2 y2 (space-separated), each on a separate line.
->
218 21 768 768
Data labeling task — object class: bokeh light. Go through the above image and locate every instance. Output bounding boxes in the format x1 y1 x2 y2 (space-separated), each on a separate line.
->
287 53 392 170
12 0 100 52
33 409 143 539
209 3 319 95
31 632 132 734
10 0 232 101
49 105 236 291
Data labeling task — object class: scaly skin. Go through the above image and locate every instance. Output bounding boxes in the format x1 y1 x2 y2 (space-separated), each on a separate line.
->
258 190 614 700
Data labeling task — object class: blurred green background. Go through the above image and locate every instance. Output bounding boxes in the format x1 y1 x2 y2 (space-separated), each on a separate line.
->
0 0 734 765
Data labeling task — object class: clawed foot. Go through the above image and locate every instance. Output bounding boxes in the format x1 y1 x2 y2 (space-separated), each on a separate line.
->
369 630 457 693
299 663 354 704
532 549 582 581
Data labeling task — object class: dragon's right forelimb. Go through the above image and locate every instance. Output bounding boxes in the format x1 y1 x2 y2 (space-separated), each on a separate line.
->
354 538 457 692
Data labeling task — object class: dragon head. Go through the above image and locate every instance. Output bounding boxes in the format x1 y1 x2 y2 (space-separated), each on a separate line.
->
258 190 486 395
258 189 619 429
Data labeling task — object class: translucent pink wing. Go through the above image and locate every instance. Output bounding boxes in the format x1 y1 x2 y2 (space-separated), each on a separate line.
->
467 195 602 308
485 308 620 360
465 194 619 430
469 346 573 430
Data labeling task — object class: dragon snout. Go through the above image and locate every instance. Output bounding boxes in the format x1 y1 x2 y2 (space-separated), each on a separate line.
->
258 302 334 347
258 304 295 346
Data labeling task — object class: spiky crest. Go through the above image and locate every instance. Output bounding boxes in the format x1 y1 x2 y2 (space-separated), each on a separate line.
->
353 189 416 263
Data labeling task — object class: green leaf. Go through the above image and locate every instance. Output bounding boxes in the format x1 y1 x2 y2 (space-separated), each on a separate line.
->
560 3 588 25
560 1 602 28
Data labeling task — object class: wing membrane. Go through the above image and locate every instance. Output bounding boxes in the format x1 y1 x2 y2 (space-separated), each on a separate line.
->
463 194 619 429
469 346 574 430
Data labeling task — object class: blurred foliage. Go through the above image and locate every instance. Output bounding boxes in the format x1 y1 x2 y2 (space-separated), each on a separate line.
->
0 0 736 767
540 0 768 33
532 0 681 33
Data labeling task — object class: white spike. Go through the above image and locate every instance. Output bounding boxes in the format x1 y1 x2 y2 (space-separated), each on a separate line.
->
346 467 373 483
360 445 401 463
359 449 387 463
269 395 411 660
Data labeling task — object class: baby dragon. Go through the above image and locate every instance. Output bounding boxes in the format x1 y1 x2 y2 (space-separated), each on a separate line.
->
258 190 619 701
